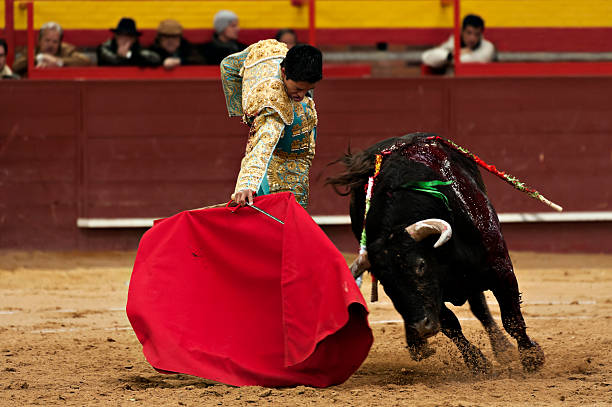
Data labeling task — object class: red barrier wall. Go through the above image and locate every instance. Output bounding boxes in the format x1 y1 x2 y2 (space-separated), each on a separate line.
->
1 77 611 252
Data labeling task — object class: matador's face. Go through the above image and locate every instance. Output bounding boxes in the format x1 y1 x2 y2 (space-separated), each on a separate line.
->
281 67 316 102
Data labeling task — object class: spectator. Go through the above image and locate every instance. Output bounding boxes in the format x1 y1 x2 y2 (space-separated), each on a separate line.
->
421 14 495 72
97 18 160 67
12 22 91 77
148 19 203 69
200 10 246 65
0 39 19 79
275 29 298 49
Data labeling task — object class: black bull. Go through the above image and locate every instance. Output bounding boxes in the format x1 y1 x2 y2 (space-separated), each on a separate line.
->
326 133 545 373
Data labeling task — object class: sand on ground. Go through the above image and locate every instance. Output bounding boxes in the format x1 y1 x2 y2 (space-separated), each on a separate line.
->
1 250 611 406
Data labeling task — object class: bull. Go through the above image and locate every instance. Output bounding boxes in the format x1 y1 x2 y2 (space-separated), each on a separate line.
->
326 133 545 373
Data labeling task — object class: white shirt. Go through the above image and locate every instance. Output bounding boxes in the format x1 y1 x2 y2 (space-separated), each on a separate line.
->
1 64 14 77
422 35 496 68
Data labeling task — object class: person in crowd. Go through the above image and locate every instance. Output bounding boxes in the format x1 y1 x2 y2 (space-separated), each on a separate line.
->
148 19 203 69
200 10 246 65
12 22 91 77
0 39 19 79
275 29 298 49
421 14 495 72
221 40 322 208
97 18 160 67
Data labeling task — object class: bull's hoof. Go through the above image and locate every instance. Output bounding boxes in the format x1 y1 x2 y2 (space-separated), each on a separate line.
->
488 329 514 365
519 341 545 372
406 342 436 361
461 345 492 375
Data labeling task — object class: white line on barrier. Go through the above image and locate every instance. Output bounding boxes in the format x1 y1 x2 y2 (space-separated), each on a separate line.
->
77 211 612 228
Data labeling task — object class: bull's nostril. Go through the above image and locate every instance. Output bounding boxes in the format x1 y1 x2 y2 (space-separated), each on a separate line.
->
411 317 438 338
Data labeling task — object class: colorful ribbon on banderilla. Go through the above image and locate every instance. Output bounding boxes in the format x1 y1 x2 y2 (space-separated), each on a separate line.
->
428 136 563 212
358 154 383 301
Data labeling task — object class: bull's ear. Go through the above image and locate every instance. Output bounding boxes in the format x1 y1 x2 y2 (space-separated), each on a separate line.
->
405 219 452 248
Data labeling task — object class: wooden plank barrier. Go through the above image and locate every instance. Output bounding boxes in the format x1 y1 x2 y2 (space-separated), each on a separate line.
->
1 76 611 252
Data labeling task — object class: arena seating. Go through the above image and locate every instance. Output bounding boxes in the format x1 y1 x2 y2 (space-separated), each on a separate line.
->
2 0 612 78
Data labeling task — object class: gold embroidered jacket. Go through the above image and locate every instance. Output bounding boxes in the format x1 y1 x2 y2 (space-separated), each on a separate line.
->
221 39 318 208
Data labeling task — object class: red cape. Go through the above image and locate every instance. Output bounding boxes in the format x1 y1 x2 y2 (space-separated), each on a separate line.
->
127 192 373 387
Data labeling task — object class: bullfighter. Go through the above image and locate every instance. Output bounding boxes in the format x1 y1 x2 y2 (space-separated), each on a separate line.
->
220 39 323 208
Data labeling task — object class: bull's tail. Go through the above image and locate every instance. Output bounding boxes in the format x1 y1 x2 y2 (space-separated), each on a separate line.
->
325 149 376 196
326 133 427 195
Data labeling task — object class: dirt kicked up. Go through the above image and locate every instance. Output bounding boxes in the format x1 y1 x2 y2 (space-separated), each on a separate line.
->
1 250 611 406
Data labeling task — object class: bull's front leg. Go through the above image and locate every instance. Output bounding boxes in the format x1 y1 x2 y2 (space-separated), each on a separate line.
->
440 304 491 374
468 292 514 364
491 269 545 372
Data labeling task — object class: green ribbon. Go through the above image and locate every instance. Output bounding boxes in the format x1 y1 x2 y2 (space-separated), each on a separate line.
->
359 179 452 250
359 199 371 248
400 180 453 210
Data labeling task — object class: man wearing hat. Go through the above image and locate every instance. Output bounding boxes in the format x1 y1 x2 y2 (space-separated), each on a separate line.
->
148 19 203 69
97 17 160 67
200 10 246 65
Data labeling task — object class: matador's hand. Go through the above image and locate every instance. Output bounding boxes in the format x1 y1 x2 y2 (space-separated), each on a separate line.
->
232 189 255 206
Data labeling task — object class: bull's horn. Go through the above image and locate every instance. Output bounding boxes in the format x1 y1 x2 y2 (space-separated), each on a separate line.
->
349 251 370 279
405 219 452 248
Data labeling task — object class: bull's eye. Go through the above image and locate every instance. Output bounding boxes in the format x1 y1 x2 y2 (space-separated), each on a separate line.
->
416 259 426 276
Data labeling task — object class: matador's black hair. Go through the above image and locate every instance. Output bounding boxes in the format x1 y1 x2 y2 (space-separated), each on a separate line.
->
280 44 322 84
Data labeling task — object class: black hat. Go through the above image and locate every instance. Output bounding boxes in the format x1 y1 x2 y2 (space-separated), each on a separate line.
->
110 18 142 36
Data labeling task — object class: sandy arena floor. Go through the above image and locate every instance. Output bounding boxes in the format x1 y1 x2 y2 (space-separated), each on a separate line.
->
1 250 611 406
